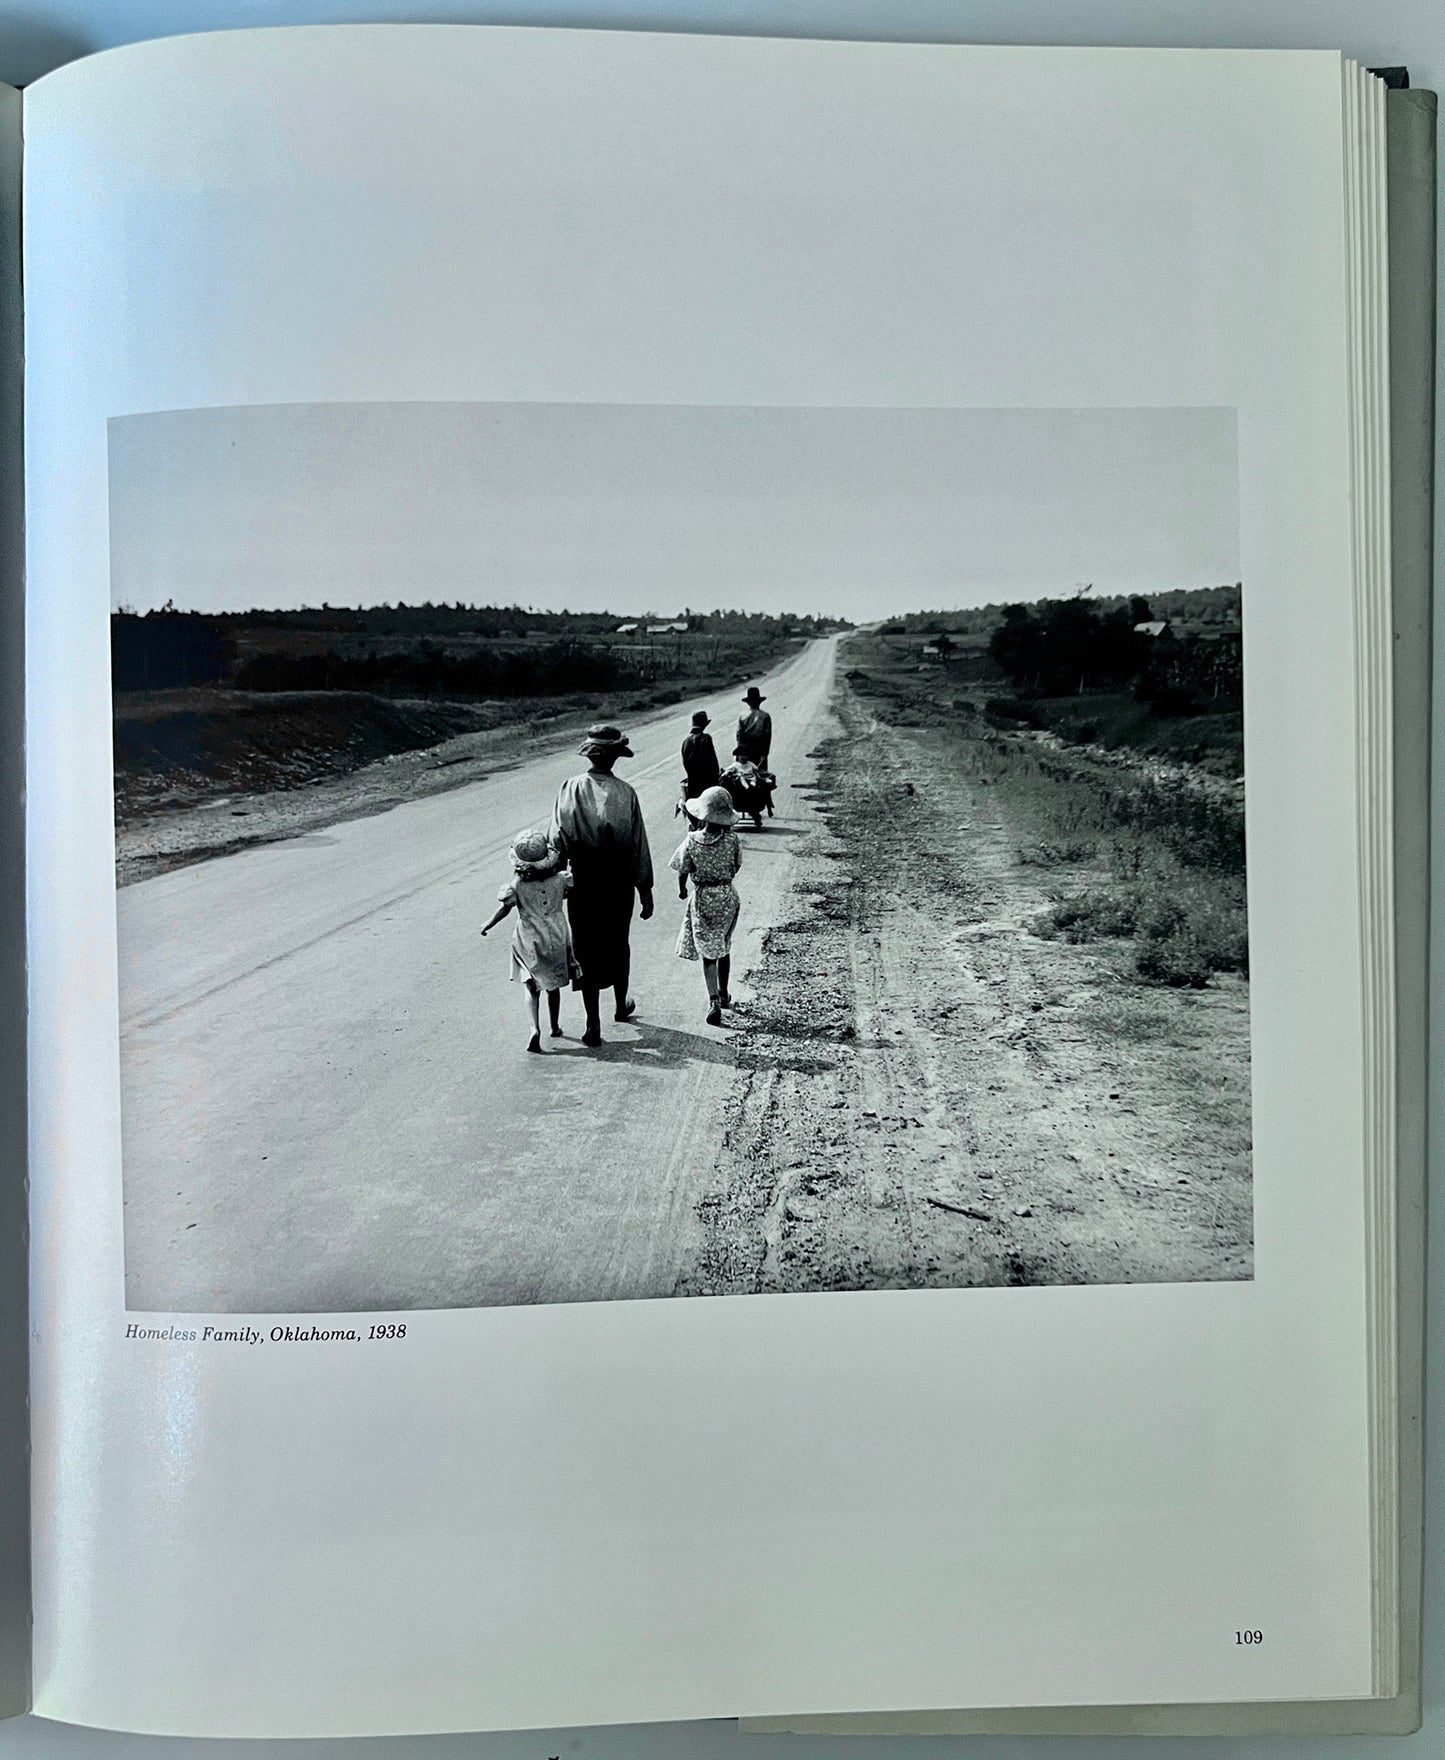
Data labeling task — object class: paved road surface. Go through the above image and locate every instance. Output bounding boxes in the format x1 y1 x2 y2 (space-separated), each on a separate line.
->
119 637 840 1312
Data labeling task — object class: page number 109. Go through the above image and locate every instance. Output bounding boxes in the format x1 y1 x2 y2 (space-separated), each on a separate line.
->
1235 1630 1264 1646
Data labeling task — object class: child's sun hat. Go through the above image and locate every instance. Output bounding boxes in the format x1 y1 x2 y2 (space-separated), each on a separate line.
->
511 827 560 874
684 785 738 827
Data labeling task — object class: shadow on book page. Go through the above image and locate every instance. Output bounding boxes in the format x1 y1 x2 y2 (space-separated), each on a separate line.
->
108 399 1252 1315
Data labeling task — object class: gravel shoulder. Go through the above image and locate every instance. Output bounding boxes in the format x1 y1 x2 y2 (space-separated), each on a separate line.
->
676 680 1253 1295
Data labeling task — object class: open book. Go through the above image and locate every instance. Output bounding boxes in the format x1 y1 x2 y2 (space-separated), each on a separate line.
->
0 24 1431 1740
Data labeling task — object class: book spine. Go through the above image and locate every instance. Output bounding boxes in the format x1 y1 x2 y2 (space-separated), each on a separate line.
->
0 78 27 1721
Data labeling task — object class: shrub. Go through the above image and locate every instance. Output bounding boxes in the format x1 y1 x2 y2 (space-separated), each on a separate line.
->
1033 891 1138 941
1108 776 1245 875
985 696 1044 729
1147 686 1201 719
1033 873 1248 988
1136 927 1213 988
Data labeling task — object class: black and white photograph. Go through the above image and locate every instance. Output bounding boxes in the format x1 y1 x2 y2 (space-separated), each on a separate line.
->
111 400 1251 1312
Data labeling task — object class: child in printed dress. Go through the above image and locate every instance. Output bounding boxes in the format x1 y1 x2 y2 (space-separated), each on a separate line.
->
481 828 580 1053
670 785 743 1027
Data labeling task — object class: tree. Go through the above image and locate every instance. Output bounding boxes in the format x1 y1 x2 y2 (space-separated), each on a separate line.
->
988 596 1148 696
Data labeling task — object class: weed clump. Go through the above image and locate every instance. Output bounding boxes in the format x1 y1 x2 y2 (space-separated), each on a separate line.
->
1101 774 1244 875
1033 876 1248 988
984 697 1045 729
1034 892 1138 941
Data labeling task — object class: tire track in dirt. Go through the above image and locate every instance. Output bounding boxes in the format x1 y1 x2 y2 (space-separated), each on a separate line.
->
675 680 1253 1296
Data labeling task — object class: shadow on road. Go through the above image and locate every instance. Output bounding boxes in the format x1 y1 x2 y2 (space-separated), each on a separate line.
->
544 1018 735 1069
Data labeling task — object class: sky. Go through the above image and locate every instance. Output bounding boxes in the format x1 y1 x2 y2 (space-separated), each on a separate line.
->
108 402 1239 619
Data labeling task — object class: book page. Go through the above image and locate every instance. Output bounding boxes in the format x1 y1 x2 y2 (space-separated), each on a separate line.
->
24 26 1379 1736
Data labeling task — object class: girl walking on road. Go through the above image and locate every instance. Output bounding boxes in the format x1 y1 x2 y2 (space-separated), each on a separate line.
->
671 785 743 1027
481 829 580 1054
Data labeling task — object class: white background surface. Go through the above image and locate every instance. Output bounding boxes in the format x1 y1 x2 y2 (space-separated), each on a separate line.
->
1 2 1439 1758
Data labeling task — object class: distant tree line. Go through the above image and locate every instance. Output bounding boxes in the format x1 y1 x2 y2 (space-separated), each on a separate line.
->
123 603 846 639
231 640 630 699
111 611 230 690
989 596 1155 696
110 604 840 698
986 592 1242 712
886 583 1240 639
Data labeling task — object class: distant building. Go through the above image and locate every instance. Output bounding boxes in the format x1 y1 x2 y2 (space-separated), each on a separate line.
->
1134 619 1169 638
646 621 689 634
614 622 639 635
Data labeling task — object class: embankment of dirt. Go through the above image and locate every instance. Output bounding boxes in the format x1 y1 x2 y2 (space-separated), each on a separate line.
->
113 689 628 887
114 688 498 821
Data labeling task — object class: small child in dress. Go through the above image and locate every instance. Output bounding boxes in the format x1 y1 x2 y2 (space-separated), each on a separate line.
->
670 785 743 1027
481 828 580 1054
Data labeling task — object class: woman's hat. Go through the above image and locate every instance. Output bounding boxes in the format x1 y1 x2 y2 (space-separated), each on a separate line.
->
690 710 710 728
742 687 766 705
685 785 738 827
579 724 634 760
511 827 558 869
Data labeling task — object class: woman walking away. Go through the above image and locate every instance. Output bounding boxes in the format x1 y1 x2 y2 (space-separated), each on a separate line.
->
671 785 743 1028
481 829 580 1054
679 710 721 818
551 725 654 1047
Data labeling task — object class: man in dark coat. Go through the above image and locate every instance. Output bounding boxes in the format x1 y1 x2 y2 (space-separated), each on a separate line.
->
735 686 772 767
681 710 721 800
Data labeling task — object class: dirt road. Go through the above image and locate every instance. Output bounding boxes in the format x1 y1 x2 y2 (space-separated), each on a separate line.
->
688 683 1252 1294
119 637 840 1312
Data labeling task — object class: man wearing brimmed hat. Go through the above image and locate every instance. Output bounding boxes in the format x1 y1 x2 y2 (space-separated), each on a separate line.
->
550 725 654 1046
680 709 721 803
735 686 772 768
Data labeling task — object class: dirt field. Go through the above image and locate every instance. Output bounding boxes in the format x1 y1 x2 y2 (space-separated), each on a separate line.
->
677 672 1253 1294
